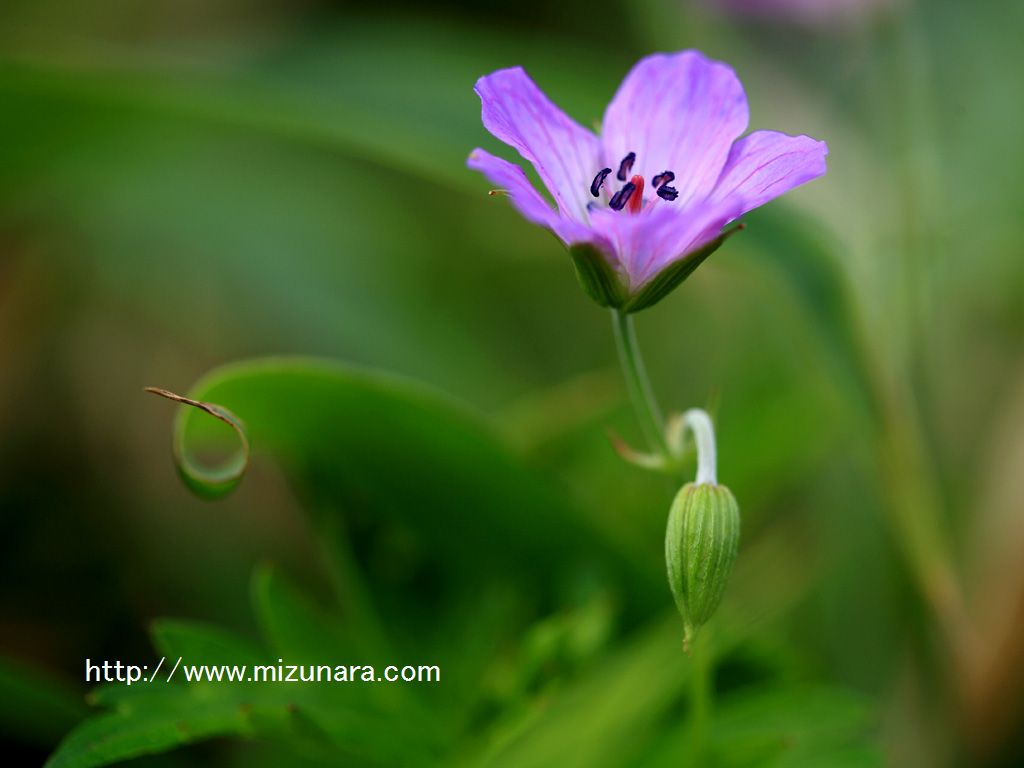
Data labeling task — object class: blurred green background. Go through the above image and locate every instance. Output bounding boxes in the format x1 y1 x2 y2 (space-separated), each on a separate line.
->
2 0 1023 766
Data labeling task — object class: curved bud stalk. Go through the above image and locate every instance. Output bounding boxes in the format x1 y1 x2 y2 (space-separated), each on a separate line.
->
666 409 717 484
663 410 740 651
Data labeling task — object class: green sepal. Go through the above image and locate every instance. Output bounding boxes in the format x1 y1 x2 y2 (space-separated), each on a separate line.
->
623 224 743 314
569 243 628 308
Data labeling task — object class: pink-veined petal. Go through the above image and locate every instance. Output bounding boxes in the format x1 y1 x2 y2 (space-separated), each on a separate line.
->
709 130 828 216
467 149 594 245
475 67 601 225
590 200 742 290
601 52 749 209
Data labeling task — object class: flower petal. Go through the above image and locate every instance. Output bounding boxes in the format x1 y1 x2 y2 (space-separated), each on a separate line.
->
601 51 749 209
590 200 742 290
474 67 601 225
709 130 828 216
467 148 594 245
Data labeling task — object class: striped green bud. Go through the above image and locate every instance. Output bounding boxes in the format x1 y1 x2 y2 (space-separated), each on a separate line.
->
665 482 740 650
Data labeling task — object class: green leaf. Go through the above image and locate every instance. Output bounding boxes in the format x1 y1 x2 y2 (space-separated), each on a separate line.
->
150 619 266 668
51 609 434 768
47 622 303 768
0 655 87 747
45 687 271 768
249 564 442 754
623 224 742 314
711 686 880 768
251 564 359 663
569 243 627 308
150 357 659 598
470 601 880 768
46 684 369 768
131 357 668 766
472 614 689 768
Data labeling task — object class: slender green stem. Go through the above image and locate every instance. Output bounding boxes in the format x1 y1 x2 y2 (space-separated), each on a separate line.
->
611 308 669 458
689 627 713 764
611 309 714 756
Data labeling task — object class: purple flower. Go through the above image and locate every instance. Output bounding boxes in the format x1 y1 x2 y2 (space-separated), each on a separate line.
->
468 51 828 311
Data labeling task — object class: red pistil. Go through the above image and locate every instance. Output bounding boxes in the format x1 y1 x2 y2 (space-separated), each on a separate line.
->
626 174 644 214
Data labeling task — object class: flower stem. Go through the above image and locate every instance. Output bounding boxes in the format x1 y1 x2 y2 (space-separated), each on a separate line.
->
611 309 670 459
610 309 715 757
689 626 714 764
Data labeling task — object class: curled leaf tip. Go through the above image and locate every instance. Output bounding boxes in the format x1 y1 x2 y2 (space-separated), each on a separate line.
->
146 386 250 500
145 386 213 413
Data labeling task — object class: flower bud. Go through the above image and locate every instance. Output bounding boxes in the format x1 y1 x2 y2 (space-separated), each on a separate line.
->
665 482 740 649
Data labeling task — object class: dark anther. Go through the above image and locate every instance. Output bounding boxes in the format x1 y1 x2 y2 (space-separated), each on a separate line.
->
609 182 637 211
652 171 675 189
616 152 636 182
590 168 612 197
656 185 679 201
